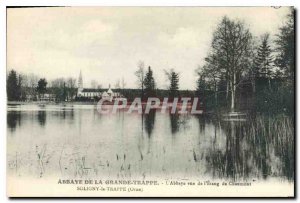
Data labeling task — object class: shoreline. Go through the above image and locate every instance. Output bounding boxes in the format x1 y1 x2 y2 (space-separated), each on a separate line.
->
7 101 99 105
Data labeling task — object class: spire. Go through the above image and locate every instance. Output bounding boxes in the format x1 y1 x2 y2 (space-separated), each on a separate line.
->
78 70 83 89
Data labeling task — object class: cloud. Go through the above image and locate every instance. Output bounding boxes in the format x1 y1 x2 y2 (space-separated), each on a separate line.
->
157 27 212 61
159 27 201 48
35 19 117 51
77 20 117 45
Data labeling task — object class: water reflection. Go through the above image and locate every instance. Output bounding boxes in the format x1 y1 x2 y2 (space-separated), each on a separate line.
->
205 116 294 181
144 110 156 137
37 111 46 126
6 104 294 181
206 121 247 180
195 115 206 133
7 111 21 131
56 107 75 120
169 113 180 134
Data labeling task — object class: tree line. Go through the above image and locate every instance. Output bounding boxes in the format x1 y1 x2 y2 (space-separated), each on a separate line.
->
134 61 181 101
133 9 294 114
6 71 78 102
6 66 183 103
195 9 294 114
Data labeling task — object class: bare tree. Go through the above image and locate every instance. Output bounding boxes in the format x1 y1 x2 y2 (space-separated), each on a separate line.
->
27 73 39 99
197 55 222 105
208 16 253 111
135 61 145 99
67 77 77 100
51 78 65 88
28 73 38 88
121 77 126 96
66 77 76 88
91 80 98 89
20 74 29 88
114 79 121 90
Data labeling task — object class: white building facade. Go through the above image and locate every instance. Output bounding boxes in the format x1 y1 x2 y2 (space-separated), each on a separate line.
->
77 71 121 100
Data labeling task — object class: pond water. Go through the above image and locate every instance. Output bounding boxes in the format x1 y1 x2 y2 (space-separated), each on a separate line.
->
7 104 294 181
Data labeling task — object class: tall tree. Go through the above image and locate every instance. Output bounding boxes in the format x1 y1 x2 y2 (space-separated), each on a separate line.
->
114 79 121 97
275 8 295 81
121 77 126 95
62 82 67 101
199 55 222 106
28 73 38 99
17 74 23 100
37 78 47 98
7 70 20 101
196 73 205 97
254 33 274 89
144 66 156 98
66 77 77 100
114 79 121 90
135 61 145 99
195 72 208 109
208 16 253 111
51 78 65 101
19 73 30 101
165 69 179 98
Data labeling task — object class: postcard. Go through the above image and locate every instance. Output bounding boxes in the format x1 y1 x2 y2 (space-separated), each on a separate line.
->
6 6 295 197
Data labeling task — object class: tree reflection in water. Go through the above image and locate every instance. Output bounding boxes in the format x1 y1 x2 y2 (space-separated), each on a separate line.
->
204 115 294 181
6 105 294 181
169 113 180 134
37 111 46 126
169 112 191 135
144 109 156 138
7 111 21 131
196 115 206 134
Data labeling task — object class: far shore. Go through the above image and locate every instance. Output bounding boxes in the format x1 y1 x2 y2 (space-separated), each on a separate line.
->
7 100 204 110
7 101 99 105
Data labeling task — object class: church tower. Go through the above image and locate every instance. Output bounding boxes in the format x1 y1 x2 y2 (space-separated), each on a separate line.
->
78 70 83 93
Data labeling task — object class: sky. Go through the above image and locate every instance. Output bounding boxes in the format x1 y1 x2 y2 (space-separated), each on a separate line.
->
7 7 290 90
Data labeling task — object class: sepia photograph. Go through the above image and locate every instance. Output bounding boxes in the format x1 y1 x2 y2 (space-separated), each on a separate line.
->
6 6 295 197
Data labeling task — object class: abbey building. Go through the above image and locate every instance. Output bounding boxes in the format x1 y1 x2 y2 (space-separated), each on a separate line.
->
77 71 121 100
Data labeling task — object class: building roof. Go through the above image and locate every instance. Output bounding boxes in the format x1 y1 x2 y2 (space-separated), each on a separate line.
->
107 88 113 94
102 92 109 97
81 88 102 93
